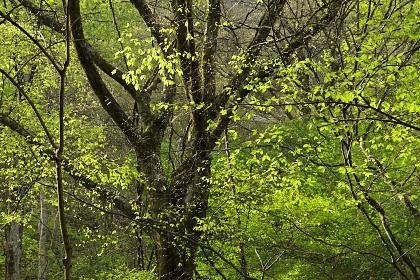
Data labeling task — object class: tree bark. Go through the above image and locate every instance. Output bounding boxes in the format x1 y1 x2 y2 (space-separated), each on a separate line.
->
5 222 22 280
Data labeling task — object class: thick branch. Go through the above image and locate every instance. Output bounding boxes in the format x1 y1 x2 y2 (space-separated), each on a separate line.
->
87 45 153 123
69 0 142 147
129 0 168 49
16 0 153 122
202 0 221 100
17 0 64 33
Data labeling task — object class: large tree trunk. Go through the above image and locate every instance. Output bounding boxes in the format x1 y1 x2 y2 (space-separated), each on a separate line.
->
135 140 211 279
153 227 200 279
38 190 49 280
4 222 22 280
153 153 211 280
155 238 183 280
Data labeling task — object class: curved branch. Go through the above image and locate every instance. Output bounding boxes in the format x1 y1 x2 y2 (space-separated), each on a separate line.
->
69 0 142 147
15 0 153 122
17 0 64 33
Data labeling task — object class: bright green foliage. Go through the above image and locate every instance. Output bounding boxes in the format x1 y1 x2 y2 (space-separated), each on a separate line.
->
0 0 419 279
194 1 420 278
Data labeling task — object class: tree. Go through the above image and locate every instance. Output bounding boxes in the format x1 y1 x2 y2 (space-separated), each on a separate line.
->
0 0 419 279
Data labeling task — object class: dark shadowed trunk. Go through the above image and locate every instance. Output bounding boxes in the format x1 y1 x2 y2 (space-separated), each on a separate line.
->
5 222 22 280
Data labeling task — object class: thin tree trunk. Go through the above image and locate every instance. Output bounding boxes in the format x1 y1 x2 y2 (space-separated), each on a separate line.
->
55 2 72 278
38 190 49 280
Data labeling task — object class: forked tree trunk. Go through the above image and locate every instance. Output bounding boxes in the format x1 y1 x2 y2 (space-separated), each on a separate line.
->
5 222 22 280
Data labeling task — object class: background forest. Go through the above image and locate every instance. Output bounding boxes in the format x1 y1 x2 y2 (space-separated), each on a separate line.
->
0 0 419 279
